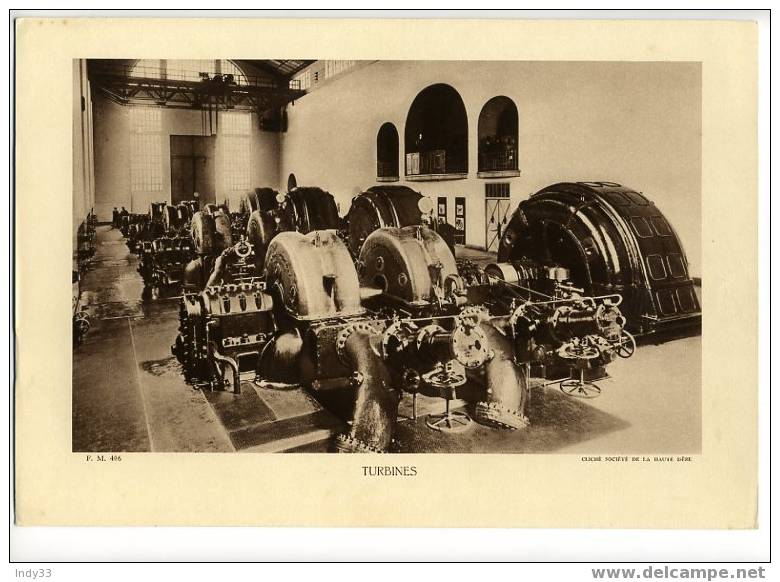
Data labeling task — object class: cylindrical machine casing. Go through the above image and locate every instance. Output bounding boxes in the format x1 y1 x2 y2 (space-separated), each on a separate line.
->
190 211 217 256
265 230 364 320
358 226 458 307
346 185 427 254
498 181 701 336
283 187 342 233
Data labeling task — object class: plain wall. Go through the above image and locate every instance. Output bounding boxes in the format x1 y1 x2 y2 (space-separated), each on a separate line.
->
92 93 130 220
92 93 280 220
280 61 702 276
72 59 95 252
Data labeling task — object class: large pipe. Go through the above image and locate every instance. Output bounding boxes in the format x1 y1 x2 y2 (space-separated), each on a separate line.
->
475 319 530 430
335 324 400 453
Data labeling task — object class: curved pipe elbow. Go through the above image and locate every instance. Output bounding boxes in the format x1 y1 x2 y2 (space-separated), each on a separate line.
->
335 327 399 453
476 320 530 430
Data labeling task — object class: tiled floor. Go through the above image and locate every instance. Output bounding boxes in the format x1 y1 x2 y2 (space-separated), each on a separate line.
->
73 226 701 454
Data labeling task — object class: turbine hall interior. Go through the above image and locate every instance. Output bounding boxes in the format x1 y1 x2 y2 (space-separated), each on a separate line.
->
73 59 702 453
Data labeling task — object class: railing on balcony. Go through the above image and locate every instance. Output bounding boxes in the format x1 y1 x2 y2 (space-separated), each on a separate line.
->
405 149 467 177
478 147 518 173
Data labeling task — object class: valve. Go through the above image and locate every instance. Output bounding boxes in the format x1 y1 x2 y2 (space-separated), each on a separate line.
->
421 360 467 390
615 330 636 358
234 238 252 259
557 337 602 398
422 361 471 433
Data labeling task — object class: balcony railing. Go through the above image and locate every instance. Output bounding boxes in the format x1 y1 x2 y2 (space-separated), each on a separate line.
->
405 149 467 177
478 147 518 172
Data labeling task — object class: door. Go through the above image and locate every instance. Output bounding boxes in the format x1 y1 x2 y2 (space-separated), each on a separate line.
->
485 197 510 252
170 135 216 205
170 156 194 205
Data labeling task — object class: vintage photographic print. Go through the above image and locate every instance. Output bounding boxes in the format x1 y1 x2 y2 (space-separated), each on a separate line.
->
71 58 702 455
12 15 760 536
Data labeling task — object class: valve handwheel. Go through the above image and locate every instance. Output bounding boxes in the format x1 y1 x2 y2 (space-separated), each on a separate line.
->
557 341 600 361
234 238 252 259
74 310 90 334
425 402 472 433
616 330 636 358
422 362 472 433
560 373 602 399
422 363 467 389
557 338 602 399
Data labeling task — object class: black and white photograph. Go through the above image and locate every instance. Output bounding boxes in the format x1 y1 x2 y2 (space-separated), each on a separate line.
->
72 57 702 455
13 14 769 562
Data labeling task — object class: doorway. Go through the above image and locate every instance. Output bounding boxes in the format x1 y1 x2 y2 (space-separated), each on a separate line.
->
170 135 216 205
485 198 510 252
485 183 511 252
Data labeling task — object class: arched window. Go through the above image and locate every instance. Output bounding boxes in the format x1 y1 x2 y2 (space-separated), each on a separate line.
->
477 96 519 175
130 59 164 79
130 59 247 84
287 173 297 191
404 84 468 178
376 122 399 181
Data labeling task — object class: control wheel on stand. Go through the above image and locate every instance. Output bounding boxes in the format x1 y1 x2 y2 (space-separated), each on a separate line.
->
560 371 602 399
422 362 473 433
558 340 602 399
425 401 472 433
616 330 636 358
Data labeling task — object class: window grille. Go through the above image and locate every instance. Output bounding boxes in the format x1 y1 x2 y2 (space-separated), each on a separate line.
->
294 69 312 90
168 59 216 82
324 60 356 79
130 59 164 79
485 183 510 198
130 60 246 83
130 108 163 192
220 110 251 136
130 107 161 133
218 111 251 192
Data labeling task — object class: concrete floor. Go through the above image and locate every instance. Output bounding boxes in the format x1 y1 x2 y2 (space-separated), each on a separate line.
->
73 226 701 454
